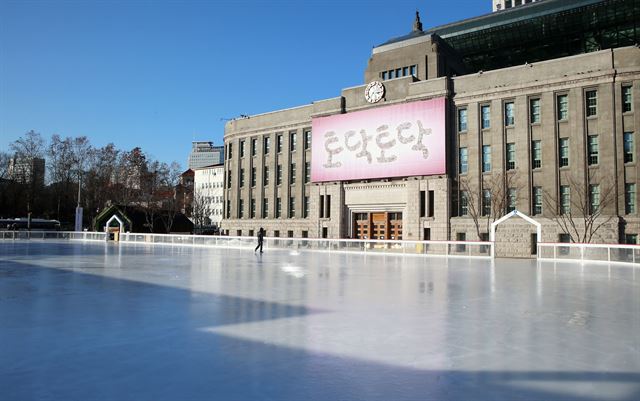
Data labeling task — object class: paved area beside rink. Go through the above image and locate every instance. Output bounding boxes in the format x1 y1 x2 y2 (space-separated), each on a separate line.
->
1 240 638 401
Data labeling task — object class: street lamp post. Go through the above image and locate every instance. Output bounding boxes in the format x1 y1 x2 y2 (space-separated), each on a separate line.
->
74 171 83 232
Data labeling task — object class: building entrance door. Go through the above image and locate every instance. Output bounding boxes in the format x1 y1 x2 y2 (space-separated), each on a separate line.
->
354 213 369 239
371 213 387 240
352 212 403 240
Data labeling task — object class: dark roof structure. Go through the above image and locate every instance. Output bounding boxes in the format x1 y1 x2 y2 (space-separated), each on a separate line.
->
378 0 639 73
93 204 194 234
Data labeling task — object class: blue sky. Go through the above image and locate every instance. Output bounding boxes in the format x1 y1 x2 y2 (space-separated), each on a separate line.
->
0 0 489 167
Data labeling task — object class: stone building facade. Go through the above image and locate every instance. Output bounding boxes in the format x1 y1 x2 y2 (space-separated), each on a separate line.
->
221 0 639 256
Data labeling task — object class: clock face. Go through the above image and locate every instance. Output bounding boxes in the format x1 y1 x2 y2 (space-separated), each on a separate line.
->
365 81 385 103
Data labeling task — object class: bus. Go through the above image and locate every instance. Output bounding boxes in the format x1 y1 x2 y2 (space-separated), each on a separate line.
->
0 218 61 231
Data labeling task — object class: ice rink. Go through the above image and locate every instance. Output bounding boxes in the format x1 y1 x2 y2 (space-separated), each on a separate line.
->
1 240 639 401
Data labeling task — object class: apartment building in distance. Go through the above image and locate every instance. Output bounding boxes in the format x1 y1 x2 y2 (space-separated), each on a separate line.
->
221 0 639 256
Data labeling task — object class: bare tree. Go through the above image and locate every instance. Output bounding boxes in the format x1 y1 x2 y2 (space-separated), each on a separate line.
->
157 161 183 233
114 147 148 206
0 151 10 180
9 130 46 215
84 143 119 221
543 173 618 243
460 170 524 240
190 192 211 234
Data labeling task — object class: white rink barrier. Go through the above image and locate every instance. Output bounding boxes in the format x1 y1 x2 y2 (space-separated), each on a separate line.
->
119 233 493 258
0 231 493 259
538 242 640 265
0 231 107 241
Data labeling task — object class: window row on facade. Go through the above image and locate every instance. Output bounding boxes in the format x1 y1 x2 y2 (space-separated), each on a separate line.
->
458 132 635 174
457 182 636 217
380 65 417 81
227 195 314 220
456 86 634 133
226 161 312 189
226 130 312 160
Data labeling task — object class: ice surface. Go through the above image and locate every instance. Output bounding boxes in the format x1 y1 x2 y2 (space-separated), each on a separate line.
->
0 240 639 401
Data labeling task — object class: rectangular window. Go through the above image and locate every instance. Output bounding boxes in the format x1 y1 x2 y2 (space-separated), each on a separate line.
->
622 86 632 113
459 147 468 174
251 138 257 156
589 185 600 214
276 197 282 218
326 195 331 218
410 65 416 76
506 143 516 170
505 102 515 126
625 183 636 214
263 166 270 185
290 132 297 152
304 161 311 183
239 199 244 218
428 190 434 217
419 190 426 217
557 94 568 121
482 145 491 173
402 66 408 76
289 197 295 218
276 165 282 185
481 105 491 129
264 136 271 154
560 185 570 214
458 108 467 132
319 195 324 218
251 167 256 187
262 198 268 218
228 143 233 159
388 70 394 79
533 187 542 215
239 168 245 187
304 130 311 150
382 71 387 80
226 200 231 218
277 134 283 153
240 140 245 158
625 234 638 245
507 188 516 212
559 233 571 243
460 191 469 216
559 138 569 167
395 68 401 77
530 98 541 124
303 196 309 218
532 140 542 169
624 132 634 163
290 163 296 184
227 171 231 188
586 90 597 117
588 135 599 165
482 189 491 216
250 198 256 218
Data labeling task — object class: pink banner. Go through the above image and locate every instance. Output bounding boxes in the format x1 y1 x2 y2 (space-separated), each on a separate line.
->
311 98 446 182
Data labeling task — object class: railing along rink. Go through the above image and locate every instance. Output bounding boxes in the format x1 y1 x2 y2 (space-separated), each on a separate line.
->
1 231 493 259
538 242 640 265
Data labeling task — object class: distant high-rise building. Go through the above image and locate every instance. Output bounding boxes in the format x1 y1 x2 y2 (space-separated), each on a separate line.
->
188 141 224 169
8 156 45 188
493 0 541 12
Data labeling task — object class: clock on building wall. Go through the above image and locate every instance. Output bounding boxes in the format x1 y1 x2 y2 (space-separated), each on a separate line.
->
364 81 385 103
